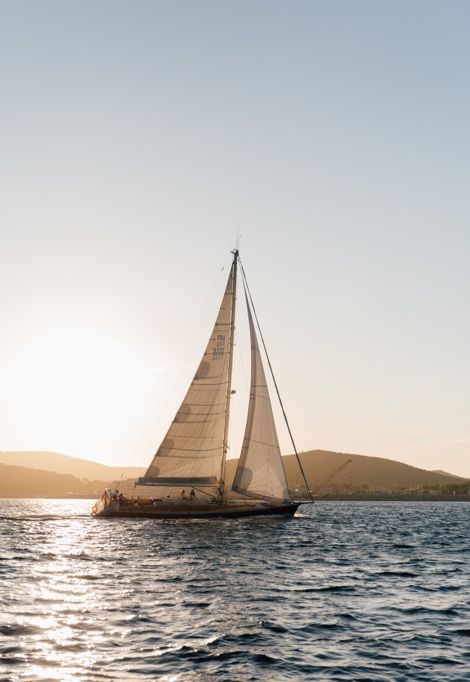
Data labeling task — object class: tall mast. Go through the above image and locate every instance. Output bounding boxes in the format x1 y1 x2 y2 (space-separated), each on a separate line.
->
220 249 238 496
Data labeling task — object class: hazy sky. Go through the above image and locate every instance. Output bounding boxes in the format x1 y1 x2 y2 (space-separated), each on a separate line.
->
1 1 469 476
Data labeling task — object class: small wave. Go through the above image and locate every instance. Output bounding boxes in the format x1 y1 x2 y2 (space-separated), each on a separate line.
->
261 621 288 634
0 514 90 521
0 624 38 637
296 622 343 634
0 646 22 655
51 642 87 653
297 584 356 593
423 655 465 666
398 606 460 616
77 574 101 581
393 543 415 549
415 584 460 593
0 655 24 667
251 653 279 665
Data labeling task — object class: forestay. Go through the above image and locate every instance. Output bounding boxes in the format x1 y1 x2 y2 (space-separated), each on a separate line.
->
139 264 235 487
232 294 290 502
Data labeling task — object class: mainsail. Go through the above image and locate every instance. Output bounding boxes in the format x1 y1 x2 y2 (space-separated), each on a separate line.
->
138 261 236 488
232 293 290 502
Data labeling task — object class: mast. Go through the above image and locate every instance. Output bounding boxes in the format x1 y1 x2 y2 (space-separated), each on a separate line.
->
220 249 238 496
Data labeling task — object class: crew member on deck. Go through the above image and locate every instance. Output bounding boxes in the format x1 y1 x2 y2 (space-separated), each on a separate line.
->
190 488 196 501
181 489 188 500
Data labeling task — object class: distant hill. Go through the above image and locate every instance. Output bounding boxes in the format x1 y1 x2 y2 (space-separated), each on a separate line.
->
0 449 466 498
0 451 145 482
432 469 464 481
0 463 104 498
226 450 466 491
282 450 467 490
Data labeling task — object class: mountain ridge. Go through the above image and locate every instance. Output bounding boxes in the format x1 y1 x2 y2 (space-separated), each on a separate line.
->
431 469 464 481
0 451 145 482
0 449 466 499
279 450 467 490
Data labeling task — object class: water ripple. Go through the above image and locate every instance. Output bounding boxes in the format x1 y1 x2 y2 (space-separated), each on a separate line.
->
0 499 469 680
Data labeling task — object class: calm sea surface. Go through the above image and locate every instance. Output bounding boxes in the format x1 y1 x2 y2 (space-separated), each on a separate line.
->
0 500 468 681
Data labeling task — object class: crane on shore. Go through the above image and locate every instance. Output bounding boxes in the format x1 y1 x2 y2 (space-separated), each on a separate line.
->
316 459 353 488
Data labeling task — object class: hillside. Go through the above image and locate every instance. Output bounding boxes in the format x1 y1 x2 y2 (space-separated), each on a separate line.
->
0 463 104 498
0 449 466 498
432 469 464 481
280 450 467 491
0 451 145 482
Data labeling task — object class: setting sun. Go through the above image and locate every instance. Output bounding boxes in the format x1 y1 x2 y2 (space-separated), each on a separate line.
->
7 328 151 464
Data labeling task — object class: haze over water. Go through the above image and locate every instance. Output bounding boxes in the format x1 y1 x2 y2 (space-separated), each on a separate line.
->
1 500 468 680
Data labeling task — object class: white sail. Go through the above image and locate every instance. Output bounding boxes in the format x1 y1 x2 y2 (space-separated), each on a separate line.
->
232 295 290 502
93 252 305 518
140 264 235 487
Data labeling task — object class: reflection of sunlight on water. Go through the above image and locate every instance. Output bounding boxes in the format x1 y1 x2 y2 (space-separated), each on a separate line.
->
23 511 106 679
4 500 299 681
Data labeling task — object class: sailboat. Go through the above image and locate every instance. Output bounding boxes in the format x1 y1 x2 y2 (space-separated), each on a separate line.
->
92 250 312 519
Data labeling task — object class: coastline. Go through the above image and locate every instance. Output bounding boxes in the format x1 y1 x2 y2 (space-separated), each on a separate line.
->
0 494 469 502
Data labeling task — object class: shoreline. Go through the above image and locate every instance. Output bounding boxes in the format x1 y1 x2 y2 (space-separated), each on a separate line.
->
0 495 469 502
304 494 470 502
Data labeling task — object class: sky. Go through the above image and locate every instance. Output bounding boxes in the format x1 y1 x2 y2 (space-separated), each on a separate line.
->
1 1 469 477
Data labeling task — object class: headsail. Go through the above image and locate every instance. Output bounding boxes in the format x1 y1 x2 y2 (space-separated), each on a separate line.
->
232 293 290 502
138 261 236 488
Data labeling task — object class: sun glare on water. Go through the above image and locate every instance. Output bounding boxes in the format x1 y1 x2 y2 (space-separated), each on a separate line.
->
8 329 151 463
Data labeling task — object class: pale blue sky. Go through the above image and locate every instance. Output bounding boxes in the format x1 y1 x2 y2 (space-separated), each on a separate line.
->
1 1 469 476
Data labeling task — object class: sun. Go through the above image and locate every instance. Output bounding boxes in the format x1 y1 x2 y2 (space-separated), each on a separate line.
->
8 328 151 464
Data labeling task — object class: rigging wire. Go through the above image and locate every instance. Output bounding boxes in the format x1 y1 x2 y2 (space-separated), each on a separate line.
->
238 257 314 502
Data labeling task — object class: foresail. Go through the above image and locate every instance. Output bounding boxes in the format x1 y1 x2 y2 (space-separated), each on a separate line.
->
232 295 290 502
140 265 235 487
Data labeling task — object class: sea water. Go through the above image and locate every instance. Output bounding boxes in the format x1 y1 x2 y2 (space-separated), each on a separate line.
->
0 500 468 681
